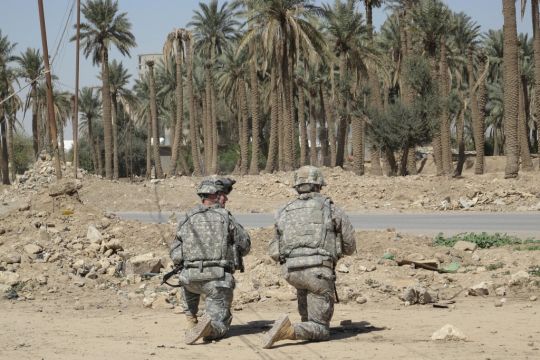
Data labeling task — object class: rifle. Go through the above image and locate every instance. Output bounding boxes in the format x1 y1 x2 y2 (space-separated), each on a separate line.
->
161 265 183 287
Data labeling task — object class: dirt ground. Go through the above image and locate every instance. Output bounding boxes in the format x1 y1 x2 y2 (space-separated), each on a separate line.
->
1 156 539 359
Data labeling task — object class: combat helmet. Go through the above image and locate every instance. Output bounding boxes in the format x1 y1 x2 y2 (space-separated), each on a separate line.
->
293 166 326 187
196 177 236 197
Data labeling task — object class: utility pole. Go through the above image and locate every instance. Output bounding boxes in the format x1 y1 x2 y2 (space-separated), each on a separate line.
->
37 0 62 179
73 0 80 178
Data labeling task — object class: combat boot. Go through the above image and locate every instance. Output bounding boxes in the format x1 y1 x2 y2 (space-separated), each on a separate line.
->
185 314 198 330
262 314 296 349
185 315 213 345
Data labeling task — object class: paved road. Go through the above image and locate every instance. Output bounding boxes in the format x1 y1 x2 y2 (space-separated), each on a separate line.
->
114 211 540 238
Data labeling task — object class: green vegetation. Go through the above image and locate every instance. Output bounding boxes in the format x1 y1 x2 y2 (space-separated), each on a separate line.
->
485 262 505 271
529 266 540 277
434 232 540 249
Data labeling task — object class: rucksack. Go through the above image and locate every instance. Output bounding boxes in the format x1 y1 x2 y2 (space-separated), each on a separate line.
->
277 195 340 262
178 206 230 268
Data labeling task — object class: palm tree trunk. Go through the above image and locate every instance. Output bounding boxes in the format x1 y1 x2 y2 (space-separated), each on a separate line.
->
96 135 103 176
211 81 218 174
298 84 307 166
336 54 348 168
146 116 151 178
454 106 465 177
265 67 278 173
309 90 318 166
440 36 452 175
0 117 10 185
169 42 184 177
278 88 284 171
201 90 209 174
519 74 533 170
31 85 39 160
322 88 336 167
469 47 485 175
239 78 250 175
281 44 294 171
147 61 163 178
58 118 65 164
533 0 540 165
351 115 364 175
100 48 113 179
87 116 97 174
111 94 119 179
7 113 15 181
185 32 202 176
502 0 520 178
248 43 260 175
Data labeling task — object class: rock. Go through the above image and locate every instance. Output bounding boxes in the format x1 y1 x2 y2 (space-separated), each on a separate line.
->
336 264 349 273
152 295 174 310
459 197 477 209
509 271 530 286
468 282 489 296
0 284 12 296
86 225 103 243
495 286 507 297
400 285 435 304
355 296 367 304
431 324 467 341
48 179 82 197
453 241 477 252
35 275 48 285
2 253 21 264
104 239 123 252
530 296 538 302
142 297 154 308
494 300 503 307
23 244 43 255
471 253 481 262
125 253 163 275
0 271 20 286
74 302 84 310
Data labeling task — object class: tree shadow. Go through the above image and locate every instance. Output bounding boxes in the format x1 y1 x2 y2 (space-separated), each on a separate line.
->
228 320 274 337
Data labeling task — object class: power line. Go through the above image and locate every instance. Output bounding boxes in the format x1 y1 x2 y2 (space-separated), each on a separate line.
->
0 71 48 107
51 0 76 66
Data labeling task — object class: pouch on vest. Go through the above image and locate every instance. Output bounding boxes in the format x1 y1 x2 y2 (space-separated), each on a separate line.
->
285 255 330 270
183 266 225 282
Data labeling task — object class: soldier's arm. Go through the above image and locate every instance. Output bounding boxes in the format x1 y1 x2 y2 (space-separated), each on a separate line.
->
332 205 356 256
230 216 251 256
169 214 187 265
268 210 282 262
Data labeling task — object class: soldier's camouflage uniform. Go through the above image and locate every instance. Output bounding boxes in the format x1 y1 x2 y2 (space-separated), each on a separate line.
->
170 203 250 340
269 192 356 341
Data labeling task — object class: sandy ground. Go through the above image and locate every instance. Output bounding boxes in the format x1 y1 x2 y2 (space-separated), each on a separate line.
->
1 156 540 359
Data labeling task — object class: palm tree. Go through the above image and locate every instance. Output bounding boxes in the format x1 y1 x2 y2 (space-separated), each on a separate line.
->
189 0 239 174
323 0 365 168
184 31 202 176
532 0 540 162
217 45 250 174
247 0 325 171
15 48 43 159
76 0 136 179
163 28 187 176
133 76 153 178
107 59 132 179
0 30 16 185
502 0 520 178
78 87 102 174
146 60 163 179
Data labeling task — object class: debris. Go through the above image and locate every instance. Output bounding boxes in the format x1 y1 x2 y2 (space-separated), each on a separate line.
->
431 324 467 341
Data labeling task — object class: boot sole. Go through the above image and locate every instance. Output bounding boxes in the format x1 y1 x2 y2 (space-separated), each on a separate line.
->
185 316 212 345
262 314 291 349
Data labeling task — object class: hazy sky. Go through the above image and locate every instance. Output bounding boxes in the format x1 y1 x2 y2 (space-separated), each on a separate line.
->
0 0 534 139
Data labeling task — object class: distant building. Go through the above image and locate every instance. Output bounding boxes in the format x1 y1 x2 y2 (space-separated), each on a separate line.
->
138 53 164 77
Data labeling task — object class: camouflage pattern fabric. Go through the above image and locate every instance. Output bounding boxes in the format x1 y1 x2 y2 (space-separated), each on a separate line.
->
170 203 250 340
269 190 356 342
181 273 235 340
294 165 327 187
285 266 335 341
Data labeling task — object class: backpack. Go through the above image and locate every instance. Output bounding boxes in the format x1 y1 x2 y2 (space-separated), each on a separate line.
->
178 206 231 268
277 195 341 262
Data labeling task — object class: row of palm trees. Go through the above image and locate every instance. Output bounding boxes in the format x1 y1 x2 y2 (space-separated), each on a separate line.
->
1 0 539 184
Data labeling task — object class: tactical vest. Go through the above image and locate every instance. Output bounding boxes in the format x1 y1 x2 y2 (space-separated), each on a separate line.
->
277 195 341 263
178 206 232 269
